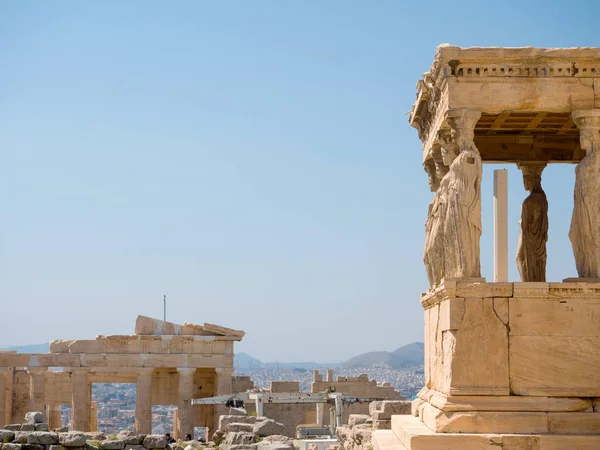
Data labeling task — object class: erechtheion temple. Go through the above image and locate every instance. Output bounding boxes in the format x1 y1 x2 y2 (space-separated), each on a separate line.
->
371 45 600 449
0 316 243 438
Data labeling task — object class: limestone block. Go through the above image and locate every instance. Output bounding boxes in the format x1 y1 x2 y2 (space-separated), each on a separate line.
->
20 427 34 433
225 424 254 433
3 426 21 432
223 432 254 446
502 436 540 450
59 433 87 447
141 435 166 449
429 392 593 412
438 298 465 332
548 412 600 434
371 401 411 420
14 432 30 443
348 415 371 427
443 298 509 395
202 323 244 338
510 297 600 336
103 338 141 354
135 316 182 336
594 398 600 412
219 416 259 431
84 433 105 441
121 436 144 446
68 341 105 354
49 341 74 353
0 431 15 443
411 400 423 417
27 433 59 445
2 444 22 450
24 413 43 425
33 425 47 432
431 409 549 434
100 441 124 450
20 445 43 450
510 336 600 396
539 435 600 450
253 420 285 437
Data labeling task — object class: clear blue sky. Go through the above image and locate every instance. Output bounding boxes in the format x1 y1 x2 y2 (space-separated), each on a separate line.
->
1 1 599 362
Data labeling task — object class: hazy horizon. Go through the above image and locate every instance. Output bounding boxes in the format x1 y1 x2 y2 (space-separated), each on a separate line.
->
2 1 599 361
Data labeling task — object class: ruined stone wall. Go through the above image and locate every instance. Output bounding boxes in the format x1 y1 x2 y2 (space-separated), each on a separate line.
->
232 376 254 393
312 373 404 427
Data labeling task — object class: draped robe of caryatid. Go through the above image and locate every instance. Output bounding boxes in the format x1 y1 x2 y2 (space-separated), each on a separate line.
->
570 140 600 278
441 147 482 279
516 187 548 282
424 190 446 286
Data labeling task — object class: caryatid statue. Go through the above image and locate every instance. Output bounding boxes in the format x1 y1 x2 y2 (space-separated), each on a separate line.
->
423 138 452 286
516 164 548 282
570 110 600 278
441 109 483 280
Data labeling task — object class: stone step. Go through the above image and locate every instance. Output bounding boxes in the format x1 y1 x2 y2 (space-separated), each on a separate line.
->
389 414 600 450
371 430 406 450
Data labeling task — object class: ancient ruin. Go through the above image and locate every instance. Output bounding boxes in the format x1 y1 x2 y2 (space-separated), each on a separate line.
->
0 316 243 438
371 45 600 449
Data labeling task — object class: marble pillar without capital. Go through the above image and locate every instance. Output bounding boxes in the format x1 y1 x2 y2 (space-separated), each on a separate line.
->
135 369 153 434
214 368 234 434
48 405 62 430
71 369 91 431
0 368 6 428
28 368 47 418
177 368 195 439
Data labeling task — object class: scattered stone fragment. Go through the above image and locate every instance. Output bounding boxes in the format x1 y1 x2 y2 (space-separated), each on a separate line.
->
14 432 31 444
19 426 34 433
24 414 43 426
225 424 254 433
59 433 87 447
252 420 284 438
3 426 21 432
53 428 69 434
223 432 254 446
0 431 16 444
3 444 22 450
100 440 124 450
142 435 166 449
27 432 59 445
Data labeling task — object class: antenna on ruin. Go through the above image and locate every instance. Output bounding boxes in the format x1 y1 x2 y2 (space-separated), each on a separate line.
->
163 295 167 321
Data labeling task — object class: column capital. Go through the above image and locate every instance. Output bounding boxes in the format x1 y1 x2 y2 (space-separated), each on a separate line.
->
26 367 48 375
176 367 195 375
215 367 234 374
572 109 600 155
137 368 154 375
572 109 600 128
446 108 482 153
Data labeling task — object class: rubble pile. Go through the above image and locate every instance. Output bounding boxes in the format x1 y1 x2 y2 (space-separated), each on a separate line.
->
212 415 292 450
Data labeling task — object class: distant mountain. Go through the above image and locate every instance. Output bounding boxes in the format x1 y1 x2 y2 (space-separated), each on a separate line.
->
235 352 264 369
341 342 424 369
0 343 49 353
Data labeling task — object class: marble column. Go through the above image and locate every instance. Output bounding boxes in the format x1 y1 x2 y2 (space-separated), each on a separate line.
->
48 405 62 430
173 408 179 440
135 369 153 434
90 401 98 432
28 368 47 418
570 109 600 278
177 368 195 439
0 367 6 428
71 368 91 431
214 368 234 433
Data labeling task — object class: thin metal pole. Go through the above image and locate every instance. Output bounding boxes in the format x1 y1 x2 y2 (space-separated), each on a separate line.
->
163 295 166 321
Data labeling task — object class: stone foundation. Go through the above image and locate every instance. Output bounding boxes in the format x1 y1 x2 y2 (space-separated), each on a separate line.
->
372 280 600 449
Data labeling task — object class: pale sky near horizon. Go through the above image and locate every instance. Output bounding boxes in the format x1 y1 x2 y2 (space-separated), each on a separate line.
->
1 1 599 362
